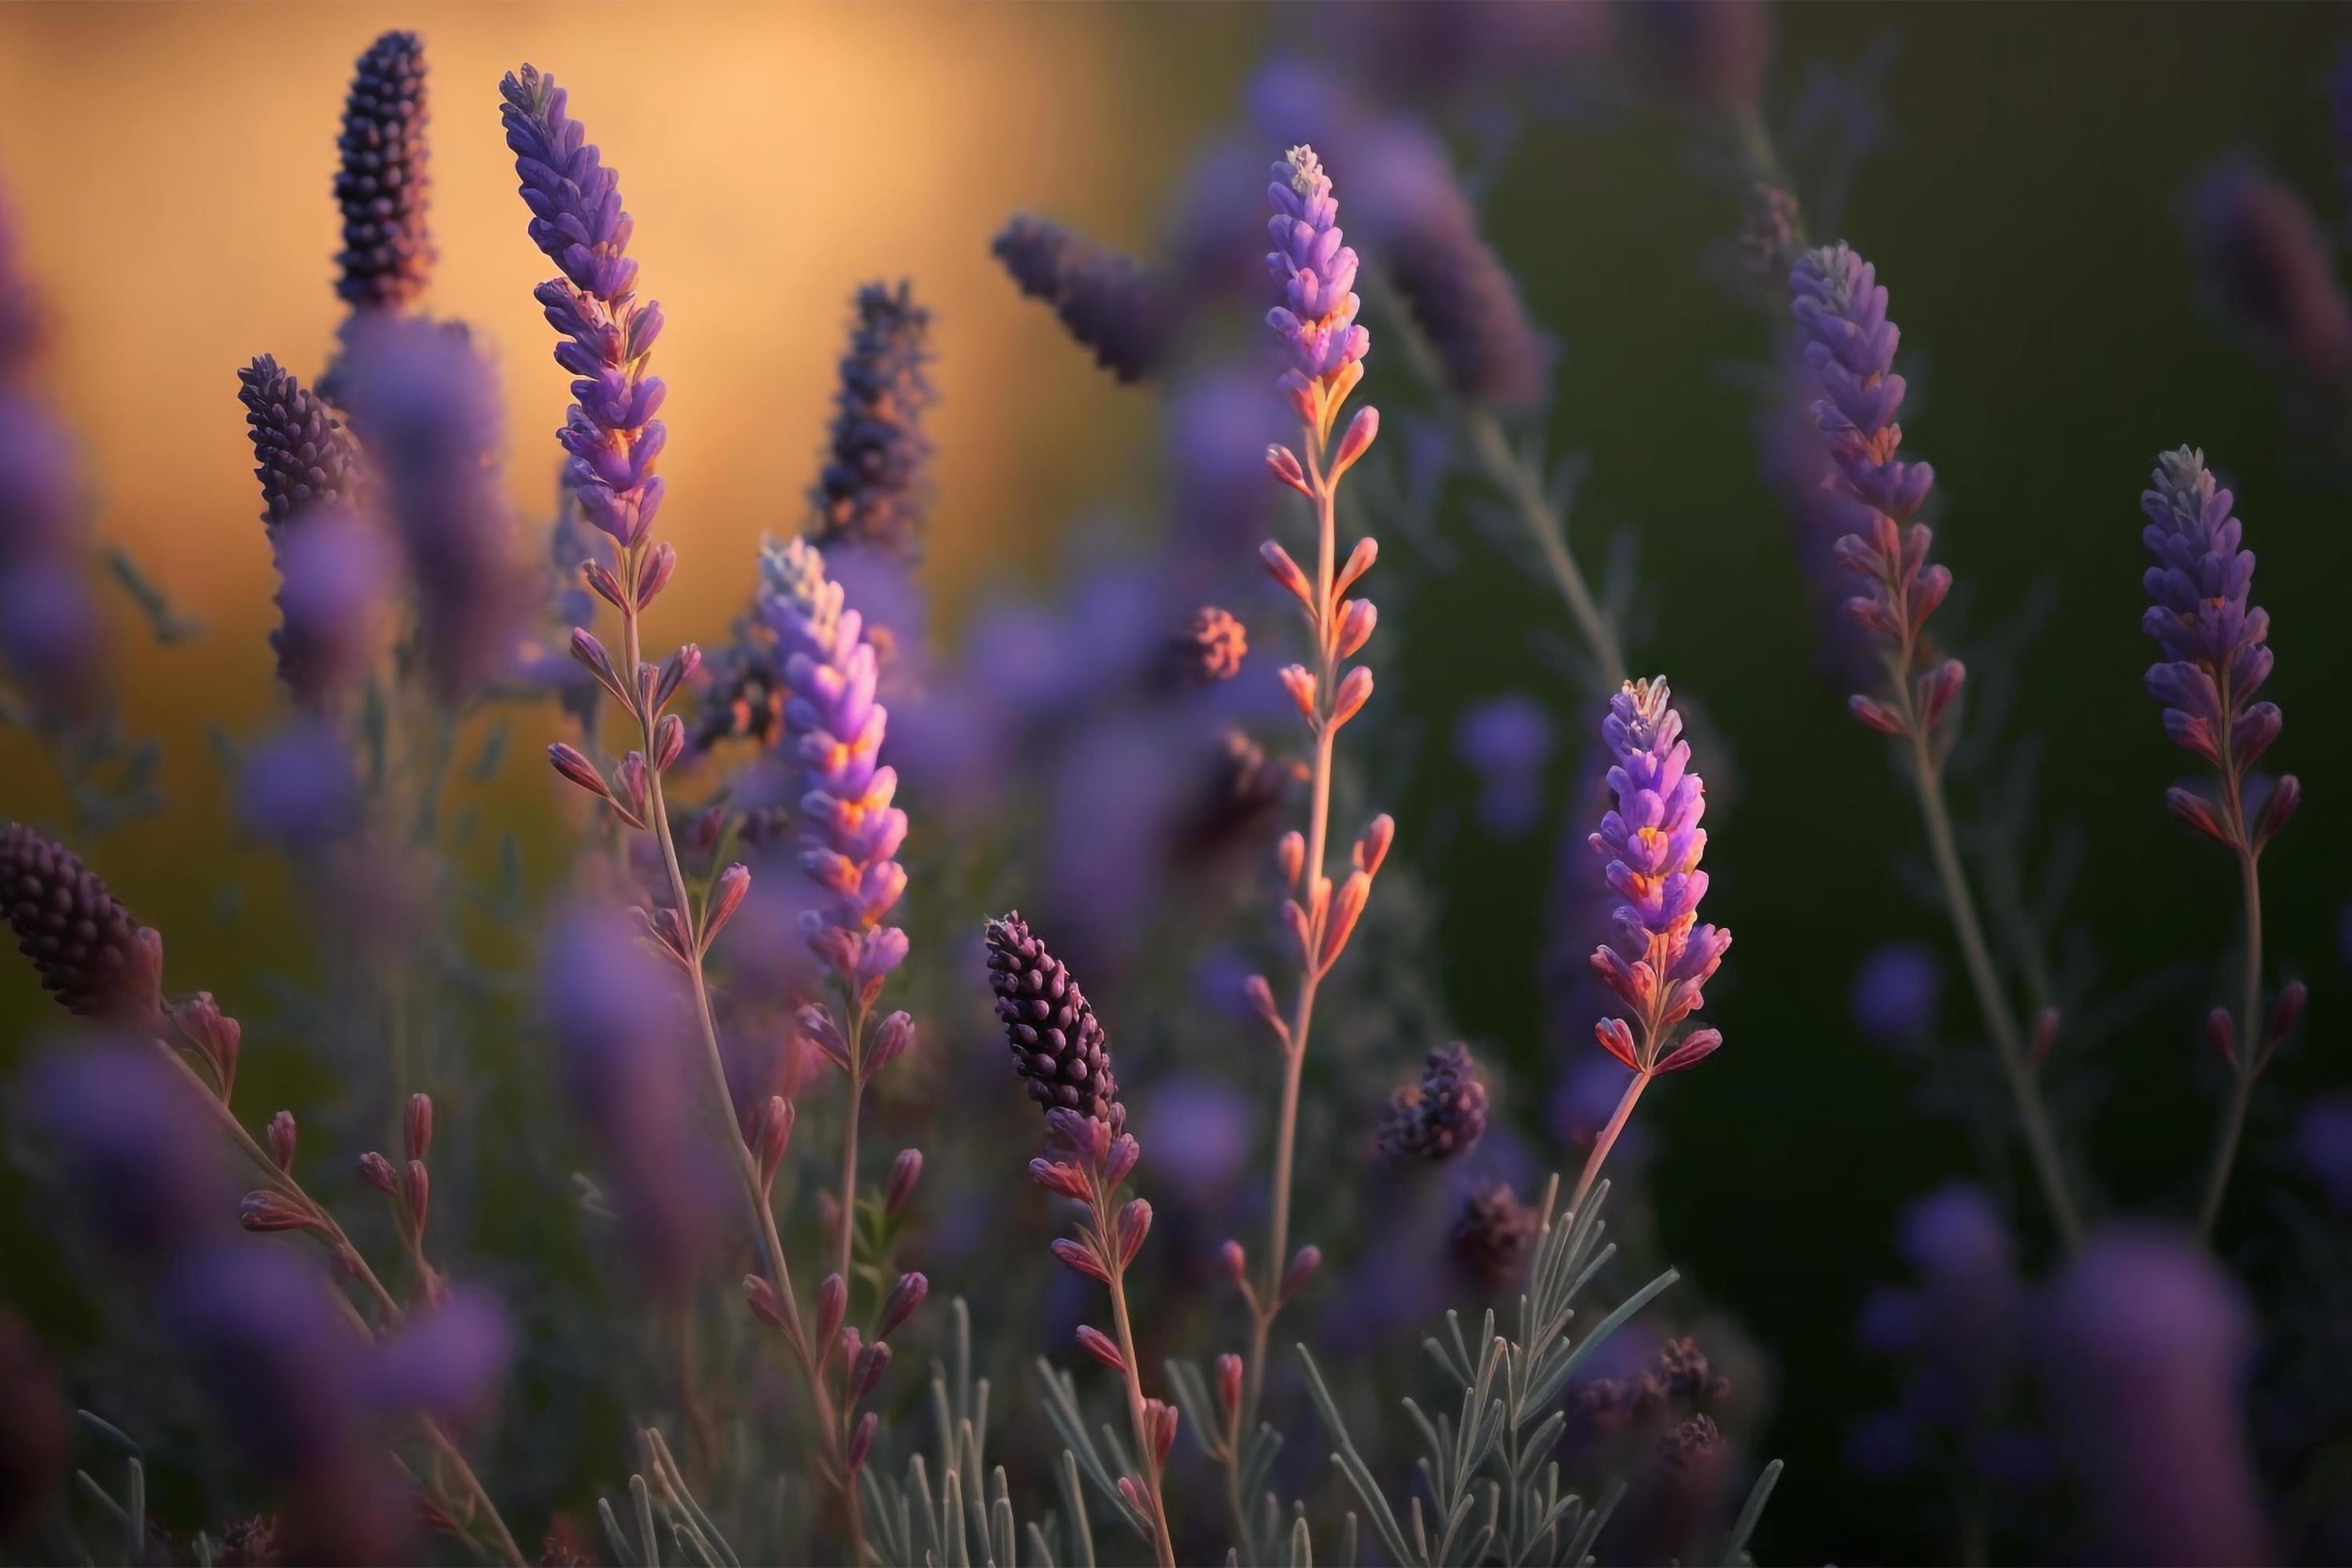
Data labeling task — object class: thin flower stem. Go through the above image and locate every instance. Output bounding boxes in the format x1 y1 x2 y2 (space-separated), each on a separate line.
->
2196 843 2266 1242
417 1418 527 1568
1569 1069 1652 1218
1906 727 2082 1252
1099 1192 1176 1568
837 1009 867 1290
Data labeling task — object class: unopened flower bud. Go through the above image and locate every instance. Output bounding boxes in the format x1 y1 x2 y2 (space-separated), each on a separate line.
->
1216 1353 1243 1420
866 1010 916 1077
850 1340 892 1399
1330 666 1374 727
1221 1239 1247 1286
1280 1244 1322 1306
815 1273 848 1350
1354 813 1395 877
267 1109 298 1173
655 644 701 710
1332 405 1380 478
1276 831 1304 890
548 742 610 801
1075 1325 1126 1373
878 1272 928 1340
403 1160 430 1232
755 1096 794 1187
358 1150 399 1195
1334 597 1377 658
846 1410 878 1473
885 1148 922 1216
2266 981 2309 1046
405 1093 434 1165
1261 541 1312 607
1149 1398 1179 1465
1118 1198 1152 1266
743 1274 786 1334
706 863 750 947
239 1190 322 1236
1266 444 1310 496
654 714 686 773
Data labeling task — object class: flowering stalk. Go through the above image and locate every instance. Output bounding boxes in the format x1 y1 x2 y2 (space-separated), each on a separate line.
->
500 63 859 1542
0 823 522 1565
1570 678 1733 1217
1789 242 2082 1250
986 914 1176 1568
2138 450 2302 1239
1238 142 1396 1457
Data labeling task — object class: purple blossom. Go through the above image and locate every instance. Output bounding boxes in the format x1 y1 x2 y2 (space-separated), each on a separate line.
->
992 214 1168 383
0 823 159 1024
758 537 909 994
2290 1094 2352 1213
334 31 432 313
1378 1042 1490 1162
1266 144 1371 410
1789 242 1964 743
2139 448 2298 851
1134 1074 1252 1198
1456 692 1555 838
237 720 362 851
30 1042 231 1262
1586 678 1730 1075
270 513 394 708
2183 154 2352 391
983 910 1124 1130
810 281 934 563
501 64 667 546
1850 941 1942 1046
362 1288 512 1425
0 389 99 717
2041 1227 2274 1566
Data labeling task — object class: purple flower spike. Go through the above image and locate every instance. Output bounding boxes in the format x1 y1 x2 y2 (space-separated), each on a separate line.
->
991 214 1168 384
237 357 377 705
1266 144 1371 427
758 537 909 995
334 31 432 313
983 910 1125 1132
2139 447 2298 852
1789 242 1964 744
0 824 159 1025
500 65 667 547
810 282 935 563
1586 678 1730 1076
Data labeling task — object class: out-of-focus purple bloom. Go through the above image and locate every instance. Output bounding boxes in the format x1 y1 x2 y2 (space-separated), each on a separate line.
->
1379 1042 1490 1162
1552 1052 1651 1174
1790 242 1964 744
1586 678 1730 1075
1266 144 1371 411
0 191 40 372
2183 154 2352 392
2139 448 2298 852
1758 346 1878 690
0 823 159 1024
2292 1094 2352 1213
0 387 100 715
1311 0 1614 106
1622 0 1773 113
334 31 432 313
992 214 1168 383
1177 606 1248 685
501 64 667 548
1166 366 1291 562
1850 941 1942 1046
30 1043 230 1262
1135 1074 1252 1199
2041 1226 2274 1566
1452 1181 1536 1287
1457 692 1554 838
237 720 362 851
758 538 909 995
810 281 934 564
362 1287 511 1425
540 909 727 1290
339 318 526 698
270 513 394 708
0 1310 67 1536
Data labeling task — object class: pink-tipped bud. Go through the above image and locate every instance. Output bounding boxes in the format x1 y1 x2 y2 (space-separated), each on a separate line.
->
548 743 610 800
1216 1354 1244 1420
1279 664 1318 719
2254 773 2302 849
1261 542 1314 607
1266 444 1312 497
1280 1244 1322 1306
2206 1006 2236 1070
755 1096 794 1187
403 1160 430 1232
1148 1399 1179 1466
1028 1158 1093 1202
846 1411 878 1473
885 1148 923 1216
1334 598 1377 658
170 994 241 1096
634 542 678 610
838 1326 863 1368
2166 785 2230 845
2266 981 2309 1046
743 1274 786 1334
654 714 686 773
2028 1008 2060 1070
635 660 661 714
1332 405 1380 478
1594 1017 1639 1070
1243 974 1282 1035
404 1094 434 1165
570 629 626 702
850 1340 893 1399
1221 1239 1247 1286
1334 535 1378 597
267 1110 298 1173
1276 831 1305 889
649 905 694 966
1105 1132 1142 1190
656 644 702 710
1917 658 1966 732
358 1150 400 1195
239 1190 323 1236
815 1273 848 1350
866 1010 917 1078
706 863 751 948
1329 666 1374 728
1318 871 1370 972
615 752 650 825
1281 899 1314 970
1075 1324 1126 1374
1848 694 1906 736
1354 814 1395 877
1118 1198 1153 1266
584 559 627 611
878 1272 928 1339
798 1004 851 1073
1050 1237 1110 1284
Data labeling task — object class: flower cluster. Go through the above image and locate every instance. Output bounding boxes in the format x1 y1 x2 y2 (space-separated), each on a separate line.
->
1265 144 1370 435
1789 242 1964 745
991 214 1167 383
1587 678 1730 1077
0 822 159 1024
1377 1042 1488 1162
986 910 1124 1129
334 31 432 313
2138 447 2298 852
1176 605 1247 684
810 282 934 563
760 536 910 997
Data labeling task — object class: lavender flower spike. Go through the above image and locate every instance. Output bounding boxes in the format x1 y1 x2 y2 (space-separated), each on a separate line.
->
334 31 432 312
810 281 934 563
984 910 1122 1130
1266 143 1371 436
991 214 1167 383
1 822 161 1024
759 537 909 997
500 65 666 547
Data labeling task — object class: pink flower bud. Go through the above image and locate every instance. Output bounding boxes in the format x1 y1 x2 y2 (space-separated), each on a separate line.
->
405 1094 434 1165
1243 974 1282 1034
1261 542 1313 607
1279 664 1317 719
885 1149 922 1216
548 743 610 800
1848 694 1907 736
1329 666 1374 728
1334 598 1377 658
1279 1245 1322 1306
798 1004 851 1073
1118 1198 1153 1266
2254 774 2302 849
403 1159 430 1232
1354 814 1395 877
815 1273 848 1350
614 752 650 825
1105 1133 1142 1190
1318 871 1371 973
1266 444 1312 497
1332 405 1379 478
170 993 241 1096
634 542 677 610
239 1190 322 1235
1075 1324 1126 1373
1334 536 1378 597
850 1340 892 1398
358 1150 400 1195
1594 1017 1638 1070
1216 1354 1243 1420
1050 1237 1110 1284
866 1011 916 1078
878 1272 928 1340
1148 1398 1179 1465
571 629 626 702
1028 1158 1093 1202
743 1274 786 1334
705 863 750 948
846 1410 878 1473
654 714 686 773
1276 830 1305 890
584 560 627 611
755 1097 794 1187
267 1110 298 1173
1654 1027 1723 1074
655 644 701 710
1917 658 1966 732
1222 1239 1247 1286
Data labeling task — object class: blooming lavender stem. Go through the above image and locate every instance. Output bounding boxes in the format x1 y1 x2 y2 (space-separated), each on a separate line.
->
334 31 432 313
991 214 1168 383
809 281 934 562
1790 241 2082 1250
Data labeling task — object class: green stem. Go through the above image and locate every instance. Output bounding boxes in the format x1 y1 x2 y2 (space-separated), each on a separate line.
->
1100 1192 1176 1568
2195 843 2265 1242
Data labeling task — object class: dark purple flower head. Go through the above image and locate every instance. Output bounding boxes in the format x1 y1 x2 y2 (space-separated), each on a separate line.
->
991 214 1168 384
236 357 361 543
1379 1042 1490 1162
501 64 667 547
0 824 160 1024
1850 941 1942 1046
31 1042 231 1262
984 910 1125 1133
362 1287 512 1425
2041 1226 2274 1566
1456 692 1554 838
1586 678 1730 1076
238 356 382 704
1452 1181 1536 1286
810 281 934 563
334 31 432 312
2183 154 2352 391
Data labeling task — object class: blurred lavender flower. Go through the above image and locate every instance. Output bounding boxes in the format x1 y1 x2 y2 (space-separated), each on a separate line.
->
984 910 1124 1130
363 1287 513 1426
992 214 1168 383
1310 0 1614 106
237 720 362 852
0 822 159 1023
1853 1184 2026 1477
1378 1042 1489 1162
1552 1052 1652 1175
30 1043 232 1262
237 356 381 705
339 318 526 698
810 281 934 563
1850 941 1942 1047
0 190 40 370
334 31 431 314
1456 692 1554 838
1452 1181 1536 1287
2292 1094 2352 1213
0 381 100 714
1166 366 1290 562
2183 154 2352 394
1136 1074 1253 1199
2041 1227 2275 1565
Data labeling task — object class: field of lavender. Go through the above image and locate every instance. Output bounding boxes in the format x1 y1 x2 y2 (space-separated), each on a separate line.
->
2 4 2350 1565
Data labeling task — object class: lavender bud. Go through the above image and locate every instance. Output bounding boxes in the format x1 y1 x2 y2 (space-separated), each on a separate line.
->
850 1340 892 1399
404 1094 433 1165
402 1159 430 1231
358 1150 399 1195
170 992 242 1096
1075 1325 1126 1374
991 214 1168 382
846 1411 878 1473
1 825 158 1024
547 743 610 802
866 1010 915 1077
743 1274 786 1334
655 643 699 710
240 1190 323 1236
1279 1243 1322 1305
1216 1354 1243 1420
754 1096 793 1188
811 281 936 562
706 863 751 946
334 31 432 312
653 714 685 773
878 1271 928 1340
1378 1042 1489 1162
815 1273 847 1351
884 1148 922 1216
634 542 677 608
984 912 1124 1131
267 1110 298 1173
1118 1198 1152 1266
570 629 625 702
1221 1239 1247 1286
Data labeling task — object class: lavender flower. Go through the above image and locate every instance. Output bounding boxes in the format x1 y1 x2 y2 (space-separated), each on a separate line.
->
237 720 362 851
810 281 934 562
2139 447 2298 851
991 214 1167 383
501 64 667 547
1452 1181 1536 1286
269 514 394 708
759 537 909 994
1378 1042 1489 1162
237 357 377 704
983 910 1124 1130
236 357 361 541
1850 941 1942 1047
1587 678 1731 1077
1789 243 1964 744
2183 154 2352 392
1456 692 1554 838
1266 144 1371 424
31 1043 232 1262
1176 605 1247 683
0 822 159 1023
0 372 100 714
334 31 432 312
